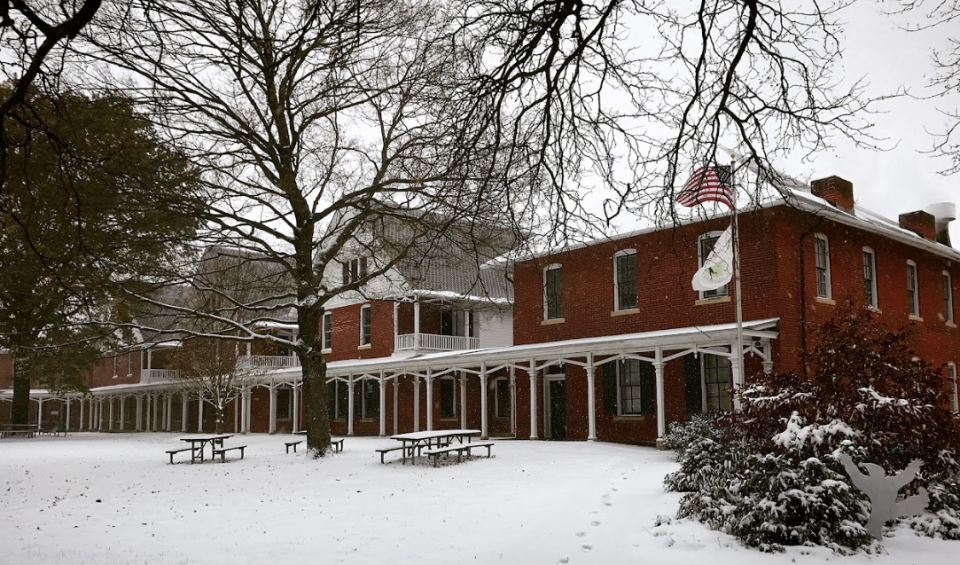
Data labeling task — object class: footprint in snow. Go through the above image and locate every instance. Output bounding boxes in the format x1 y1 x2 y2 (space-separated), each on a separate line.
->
591 521 600 527
557 558 569 564
576 531 587 537
581 545 593 552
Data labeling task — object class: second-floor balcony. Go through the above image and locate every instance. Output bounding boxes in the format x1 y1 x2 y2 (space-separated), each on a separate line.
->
395 333 479 352
237 355 301 370
140 369 181 383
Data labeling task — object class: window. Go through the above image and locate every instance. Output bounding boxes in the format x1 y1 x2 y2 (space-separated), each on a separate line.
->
327 380 349 420
614 250 638 310
276 387 292 419
698 232 728 299
495 378 510 418
863 247 877 308
360 305 371 346
949 363 958 414
440 377 457 418
353 379 380 419
544 264 563 319
112 355 119 378
907 261 919 317
703 354 732 412
616 360 657 415
944 271 954 323
341 257 369 285
814 234 831 299
322 312 333 350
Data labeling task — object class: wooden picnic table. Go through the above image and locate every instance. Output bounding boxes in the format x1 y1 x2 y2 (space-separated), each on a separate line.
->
385 429 481 465
179 434 233 463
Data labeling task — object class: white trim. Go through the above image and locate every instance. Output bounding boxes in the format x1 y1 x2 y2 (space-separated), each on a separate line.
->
949 362 958 414
322 312 333 351
359 304 372 346
492 376 510 419
613 249 638 311
543 366 565 439
907 260 920 317
863 246 878 308
814 233 832 300
543 263 563 321
943 270 954 324
697 231 728 300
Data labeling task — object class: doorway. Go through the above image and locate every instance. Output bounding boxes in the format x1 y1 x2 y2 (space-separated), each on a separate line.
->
546 377 567 440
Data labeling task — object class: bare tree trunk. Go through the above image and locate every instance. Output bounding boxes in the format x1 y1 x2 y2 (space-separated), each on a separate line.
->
301 306 331 455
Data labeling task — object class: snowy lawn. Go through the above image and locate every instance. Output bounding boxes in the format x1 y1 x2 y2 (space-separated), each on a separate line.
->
0 434 955 565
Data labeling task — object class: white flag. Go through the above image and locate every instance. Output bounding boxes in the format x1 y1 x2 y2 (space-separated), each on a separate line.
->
692 224 734 292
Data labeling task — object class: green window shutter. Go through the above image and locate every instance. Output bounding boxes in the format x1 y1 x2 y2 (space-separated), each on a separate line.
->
639 362 657 414
601 362 618 415
684 354 702 415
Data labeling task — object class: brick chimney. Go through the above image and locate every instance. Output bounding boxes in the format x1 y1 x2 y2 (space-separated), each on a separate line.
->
898 210 937 241
810 176 854 211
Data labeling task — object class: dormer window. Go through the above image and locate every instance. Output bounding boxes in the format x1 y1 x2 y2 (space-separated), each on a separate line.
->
342 257 368 285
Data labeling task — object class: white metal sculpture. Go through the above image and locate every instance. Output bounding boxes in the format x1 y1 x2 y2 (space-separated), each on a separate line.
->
838 454 929 540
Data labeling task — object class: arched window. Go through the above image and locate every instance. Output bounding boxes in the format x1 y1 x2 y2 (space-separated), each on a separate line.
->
614 249 638 311
543 263 563 320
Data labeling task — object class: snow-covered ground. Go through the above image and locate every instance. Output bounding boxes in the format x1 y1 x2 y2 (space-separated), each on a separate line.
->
0 434 954 564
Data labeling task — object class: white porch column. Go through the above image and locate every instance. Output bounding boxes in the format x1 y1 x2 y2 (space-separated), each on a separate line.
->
761 339 774 374
413 299 421 350
413 375 421 432
65 399 71 432
197 396 204 433
238 387 249 434
425 369 434 431
268 383 277 434
97 398 104 431
509 367 517 436
88 398 93 430
392 379 399 434
393 302 399 350
347 376 355 436
144 396 151 432
136 396 142 432
36 398 44 430
119 397 125 431
654 348 666 448
378 371 386 437
479 363 489 440
292 377 299 433
459 372 467 429
528 359 538 440
78 399 85 431
730 344 743 411
586 356 597 441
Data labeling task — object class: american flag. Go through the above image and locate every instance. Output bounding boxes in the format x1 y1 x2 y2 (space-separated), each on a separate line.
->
677 166 734 210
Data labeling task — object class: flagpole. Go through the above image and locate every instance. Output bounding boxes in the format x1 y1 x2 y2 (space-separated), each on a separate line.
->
731 153 745 410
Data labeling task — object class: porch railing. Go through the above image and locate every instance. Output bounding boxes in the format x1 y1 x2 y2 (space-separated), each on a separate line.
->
395 333 480 352
237 355 301 370
140 369 181 383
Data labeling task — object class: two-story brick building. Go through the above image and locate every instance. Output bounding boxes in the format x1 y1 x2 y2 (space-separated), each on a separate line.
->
3 176 959 446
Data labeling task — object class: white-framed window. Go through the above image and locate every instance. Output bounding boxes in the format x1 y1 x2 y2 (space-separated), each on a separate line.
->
814 234 831 299
494 377 510 419
327 380 349 420
907 261 919 317
863 247 877 308
949 362 958 414
341 257 368 285
697 232 728 299
355 378 380 419
614 250 638 311
322 312 333 350
944 271 954 323
439 377 457 419
127 353 133 376
543 264 563 320
112 355 119 378
618 360 644 415
276 386 292 419
702 354 732 412
359 305 371 346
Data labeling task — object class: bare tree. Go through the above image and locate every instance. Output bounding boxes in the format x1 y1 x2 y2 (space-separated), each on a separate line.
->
81 0 518 455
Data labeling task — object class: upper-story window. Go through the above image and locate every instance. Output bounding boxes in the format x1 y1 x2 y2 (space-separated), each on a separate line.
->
614 250 638 311
440 377 457 419
127 353 133 376
949 362 959 414
944 271 954 324
814 234 831 299
112 355 119 378
359 305 371 346
907 261 919 317
863 247 877 308
342 257 368 285
322 312 333 351
697 232 728 299
544 264 563 320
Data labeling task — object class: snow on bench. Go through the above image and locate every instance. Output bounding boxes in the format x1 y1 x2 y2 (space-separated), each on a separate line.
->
375 445 408 464
423 441 495 467
165 447 197 464
284 440 303 454
212 445 246 463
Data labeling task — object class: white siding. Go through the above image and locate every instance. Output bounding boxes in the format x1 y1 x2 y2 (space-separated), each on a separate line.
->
477 308 513 348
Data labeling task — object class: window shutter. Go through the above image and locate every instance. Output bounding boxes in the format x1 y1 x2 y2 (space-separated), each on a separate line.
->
639 362 656 414
360 257 368 279
601 362 618 415
684 354 702 416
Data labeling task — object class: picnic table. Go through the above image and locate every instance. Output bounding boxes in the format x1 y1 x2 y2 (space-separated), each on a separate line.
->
379 429 481 465
178 434 233 464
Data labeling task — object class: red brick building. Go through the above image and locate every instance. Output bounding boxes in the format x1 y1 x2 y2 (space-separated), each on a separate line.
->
3 176 959 445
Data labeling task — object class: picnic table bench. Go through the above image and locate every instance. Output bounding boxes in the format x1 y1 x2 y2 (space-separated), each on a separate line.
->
1 424 37 438
213 445 247 462
424 441 495 467
379 429 480 464
166 446 198 464
285 437 344 454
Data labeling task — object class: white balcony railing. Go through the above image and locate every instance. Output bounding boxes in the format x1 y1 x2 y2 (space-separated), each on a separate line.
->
238 355 301 370
140 369 181 382
395 333 480 352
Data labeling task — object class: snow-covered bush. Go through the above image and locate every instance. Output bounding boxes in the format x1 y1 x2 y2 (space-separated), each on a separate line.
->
664 302 960 553
661 412 726 456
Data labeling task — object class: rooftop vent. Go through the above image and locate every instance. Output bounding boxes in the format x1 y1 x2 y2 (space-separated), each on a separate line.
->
924 202 956 248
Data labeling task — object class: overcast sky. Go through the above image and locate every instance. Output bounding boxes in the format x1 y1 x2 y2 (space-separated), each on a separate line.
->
800 3 960 243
